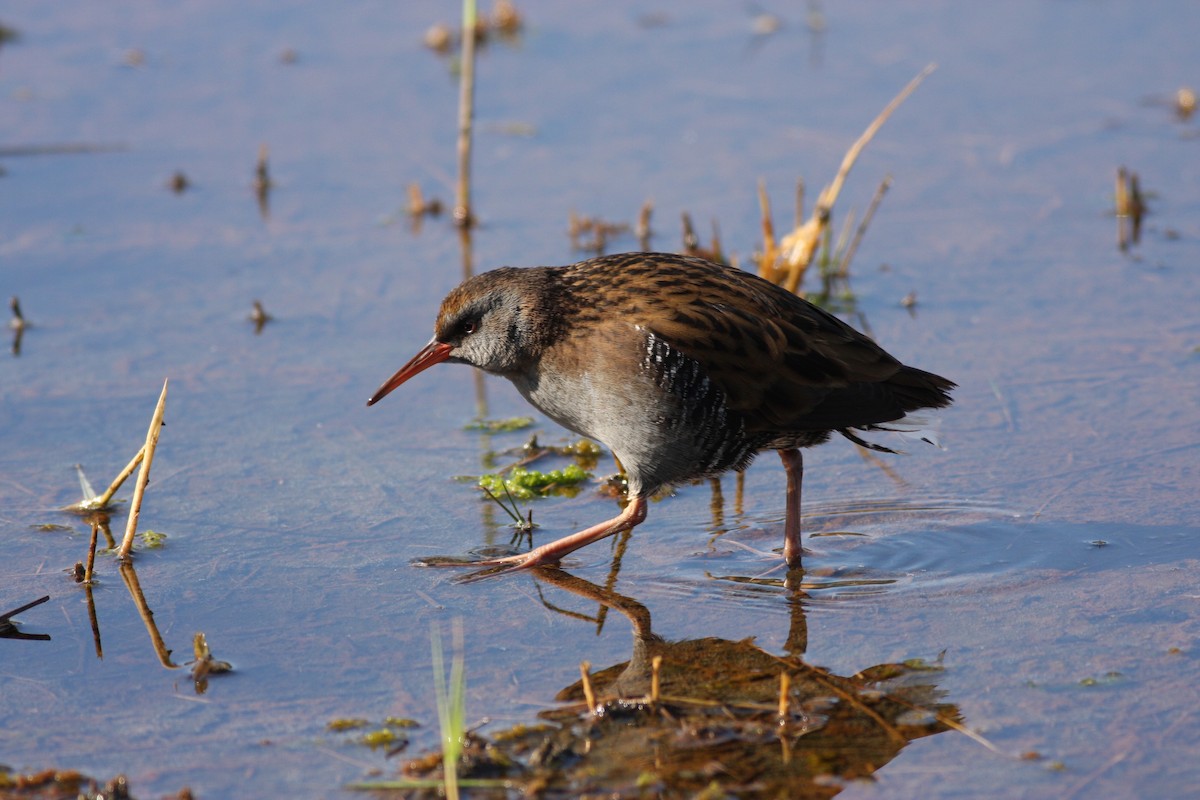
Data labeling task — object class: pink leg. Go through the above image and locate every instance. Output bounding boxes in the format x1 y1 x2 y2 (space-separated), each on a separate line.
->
778 448 804 568
480 495 648 571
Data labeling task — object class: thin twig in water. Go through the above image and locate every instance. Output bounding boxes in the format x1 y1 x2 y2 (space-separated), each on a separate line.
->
116 380 168 561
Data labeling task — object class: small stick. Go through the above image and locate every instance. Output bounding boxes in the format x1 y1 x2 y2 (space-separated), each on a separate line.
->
650 655 662 704
579 660 596 712
0 595 51 641
1 595 50 621
778 671 791 720
453 0 478 228
116 380 168 561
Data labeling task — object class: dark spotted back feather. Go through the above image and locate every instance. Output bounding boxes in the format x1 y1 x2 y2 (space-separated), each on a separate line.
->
551 253 953 437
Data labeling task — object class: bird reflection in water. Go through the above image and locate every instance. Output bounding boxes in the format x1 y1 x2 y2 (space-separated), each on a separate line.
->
402 567 963 796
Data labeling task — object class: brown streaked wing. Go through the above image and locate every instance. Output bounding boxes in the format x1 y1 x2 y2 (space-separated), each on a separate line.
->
557 253 907 432
622 256 902 431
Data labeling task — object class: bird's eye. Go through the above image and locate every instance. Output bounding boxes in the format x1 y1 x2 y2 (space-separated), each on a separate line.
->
463 321 477 335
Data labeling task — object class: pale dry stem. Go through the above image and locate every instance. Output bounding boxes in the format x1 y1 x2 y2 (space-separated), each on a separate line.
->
756 63 936 294
116 379 168 561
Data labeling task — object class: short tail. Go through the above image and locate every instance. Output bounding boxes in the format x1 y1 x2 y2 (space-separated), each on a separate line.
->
888 365 955 414
840 366 955 453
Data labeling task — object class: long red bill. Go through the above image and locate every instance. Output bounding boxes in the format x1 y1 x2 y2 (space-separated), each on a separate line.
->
367 339 453 406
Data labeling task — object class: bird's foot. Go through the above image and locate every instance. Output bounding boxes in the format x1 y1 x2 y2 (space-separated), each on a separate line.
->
410 545 564 582
410 499 646 580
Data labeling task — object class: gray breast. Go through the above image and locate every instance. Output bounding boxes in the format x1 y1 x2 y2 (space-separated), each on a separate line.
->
507 328 759 497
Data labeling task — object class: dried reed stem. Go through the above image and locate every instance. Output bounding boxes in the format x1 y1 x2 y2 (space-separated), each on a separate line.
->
650 655 663 704
780 63 936 293
116 379 168 561
579 660 597 711
453 0 477 227
92 446 145 510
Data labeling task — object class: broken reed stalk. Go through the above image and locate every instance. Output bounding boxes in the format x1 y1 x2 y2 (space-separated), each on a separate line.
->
774 62 936 294
579 661 597 711
778 671 791 719
453 0 477 228
650 655 662 704
116 379 168 561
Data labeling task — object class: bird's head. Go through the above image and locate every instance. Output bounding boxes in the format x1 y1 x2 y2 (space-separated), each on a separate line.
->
367 267 551 407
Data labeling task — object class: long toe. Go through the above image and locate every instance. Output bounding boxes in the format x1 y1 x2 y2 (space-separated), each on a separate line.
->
454 552 563 582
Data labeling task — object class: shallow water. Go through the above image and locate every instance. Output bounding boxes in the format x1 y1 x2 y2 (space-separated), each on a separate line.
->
3 1 1199 797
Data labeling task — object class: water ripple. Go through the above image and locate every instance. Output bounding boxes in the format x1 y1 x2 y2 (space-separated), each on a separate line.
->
638 495 1038 613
